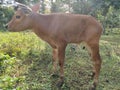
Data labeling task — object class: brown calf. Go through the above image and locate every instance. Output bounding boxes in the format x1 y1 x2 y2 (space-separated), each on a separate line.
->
6 3 103 90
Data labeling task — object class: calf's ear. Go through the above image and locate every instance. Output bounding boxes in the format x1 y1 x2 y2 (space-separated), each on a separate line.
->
30 3 40 13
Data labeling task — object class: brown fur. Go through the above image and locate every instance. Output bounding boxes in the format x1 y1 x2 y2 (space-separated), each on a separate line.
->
7 7 103 89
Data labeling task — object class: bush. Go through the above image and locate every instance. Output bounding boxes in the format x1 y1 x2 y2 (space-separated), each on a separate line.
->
0 6 14 30
96 6 120 34
0 32 46 89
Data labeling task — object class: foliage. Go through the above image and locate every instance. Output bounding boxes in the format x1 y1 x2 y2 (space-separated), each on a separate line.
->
96 7 120 34
0 31 120 90
0 54 21 89
40 0 46 14
0 6 14 30
0 32 45 89
105 6 120 28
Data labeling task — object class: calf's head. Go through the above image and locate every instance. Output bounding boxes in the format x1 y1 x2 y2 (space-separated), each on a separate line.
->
6 3 40 32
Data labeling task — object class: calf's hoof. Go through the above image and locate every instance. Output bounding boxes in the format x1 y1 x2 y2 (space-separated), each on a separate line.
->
51 73 59 78
89 83 96 90
56 79 64 87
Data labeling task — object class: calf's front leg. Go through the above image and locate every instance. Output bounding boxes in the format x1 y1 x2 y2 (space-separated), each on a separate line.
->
52 48 58 76
57 44 67 87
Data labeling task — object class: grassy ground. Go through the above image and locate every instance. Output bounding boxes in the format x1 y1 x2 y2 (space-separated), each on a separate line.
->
0 32 120 90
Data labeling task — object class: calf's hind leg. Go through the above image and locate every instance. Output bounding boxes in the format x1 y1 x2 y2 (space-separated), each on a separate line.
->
87 42 102 90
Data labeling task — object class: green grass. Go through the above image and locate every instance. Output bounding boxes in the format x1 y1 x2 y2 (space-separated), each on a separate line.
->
0 32 120 90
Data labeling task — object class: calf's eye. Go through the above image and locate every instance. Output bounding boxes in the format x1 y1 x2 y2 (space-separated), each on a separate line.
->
16 16 21 19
